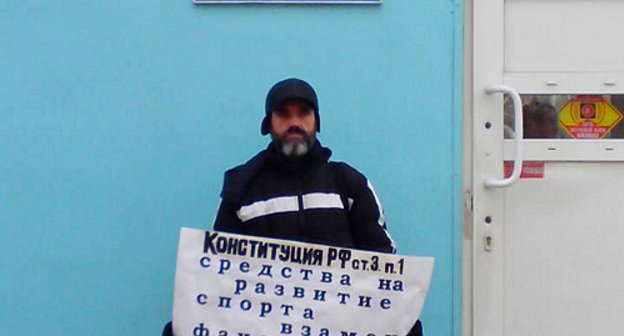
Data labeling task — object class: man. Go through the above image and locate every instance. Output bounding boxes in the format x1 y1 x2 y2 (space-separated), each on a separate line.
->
523 101 561 138
163 78 422 336
213 78 396 252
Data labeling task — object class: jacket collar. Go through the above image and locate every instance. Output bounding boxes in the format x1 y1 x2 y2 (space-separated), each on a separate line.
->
220 140 332 202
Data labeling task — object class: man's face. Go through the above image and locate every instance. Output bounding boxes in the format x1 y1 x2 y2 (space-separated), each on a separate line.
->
270 99 317 157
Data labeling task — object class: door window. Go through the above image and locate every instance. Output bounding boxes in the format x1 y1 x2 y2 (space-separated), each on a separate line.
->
504 94 624 139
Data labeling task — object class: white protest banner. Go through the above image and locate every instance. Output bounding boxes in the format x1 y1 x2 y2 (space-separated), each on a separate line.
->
172 228 434 336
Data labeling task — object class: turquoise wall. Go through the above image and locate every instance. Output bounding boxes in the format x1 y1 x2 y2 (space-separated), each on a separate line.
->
1 1 462 335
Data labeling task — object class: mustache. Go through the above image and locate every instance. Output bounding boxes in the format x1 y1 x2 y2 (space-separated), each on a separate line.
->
285 127 307 137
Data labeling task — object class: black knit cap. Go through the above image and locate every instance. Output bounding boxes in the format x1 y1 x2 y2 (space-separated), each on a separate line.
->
261 78 320 135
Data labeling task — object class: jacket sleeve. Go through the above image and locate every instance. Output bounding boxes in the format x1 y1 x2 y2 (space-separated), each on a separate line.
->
213 153 267 234
162 321 173 336
213 198 246 234
339 164 396 253
212 165 249 234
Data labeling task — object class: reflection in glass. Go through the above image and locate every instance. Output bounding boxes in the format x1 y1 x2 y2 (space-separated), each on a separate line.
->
504 95 624 139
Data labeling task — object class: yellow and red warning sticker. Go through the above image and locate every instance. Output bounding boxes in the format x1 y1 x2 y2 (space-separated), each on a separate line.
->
559 95 623 139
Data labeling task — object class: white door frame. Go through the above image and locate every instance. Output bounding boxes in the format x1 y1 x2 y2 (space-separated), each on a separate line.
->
470 0 506 335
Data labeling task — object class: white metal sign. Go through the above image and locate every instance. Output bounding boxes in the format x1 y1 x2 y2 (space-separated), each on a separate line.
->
172 228 434 336
194 0 381 4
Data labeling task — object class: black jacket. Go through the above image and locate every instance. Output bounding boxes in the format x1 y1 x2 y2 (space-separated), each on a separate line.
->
163 142 423 336
214 141 395 253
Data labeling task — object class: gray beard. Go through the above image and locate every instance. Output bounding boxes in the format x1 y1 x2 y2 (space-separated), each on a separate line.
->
272 131 316 158
280 141 310 157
